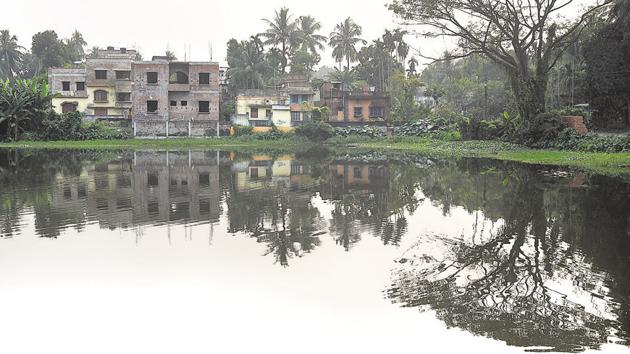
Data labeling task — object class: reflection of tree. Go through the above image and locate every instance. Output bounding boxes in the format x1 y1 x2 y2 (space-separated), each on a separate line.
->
388 159 630 352
326 160 423 248
0 149 110 238
225 178 324 266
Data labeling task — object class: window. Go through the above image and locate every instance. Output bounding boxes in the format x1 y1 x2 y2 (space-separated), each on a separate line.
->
199 101 210 113
115 70 131 80
170 100 177 107
94 108 108 116
94 90 108 102
147 100 158 113
291 111 301 121
95 70 107 80
369 107 385 118
181 101 188 106
250 108 258 118
116 92 131 102
353 167 363 179
61 102 76 113
290 95 303 104
76 82 85 91
147 72 158 84
250 168 258 178
199 73 210 85
266 109 273 119
62 81 70 91
353 107 363 118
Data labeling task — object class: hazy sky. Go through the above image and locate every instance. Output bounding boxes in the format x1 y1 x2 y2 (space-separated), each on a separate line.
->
1 0 444 67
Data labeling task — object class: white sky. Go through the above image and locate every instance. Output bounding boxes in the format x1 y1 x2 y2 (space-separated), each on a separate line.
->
1 0 446 68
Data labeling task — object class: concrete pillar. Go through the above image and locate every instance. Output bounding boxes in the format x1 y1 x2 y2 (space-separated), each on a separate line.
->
216 121 220 137
188 120 192 137
166 121 170 137
133 121 137 137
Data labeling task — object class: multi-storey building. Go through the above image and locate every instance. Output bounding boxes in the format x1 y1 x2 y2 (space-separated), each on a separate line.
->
232 74 316 130
318 82 389 126
49 47 137 120
132 59 220 137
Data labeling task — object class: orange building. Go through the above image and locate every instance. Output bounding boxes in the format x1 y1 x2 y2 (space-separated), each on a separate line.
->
318 82 389 126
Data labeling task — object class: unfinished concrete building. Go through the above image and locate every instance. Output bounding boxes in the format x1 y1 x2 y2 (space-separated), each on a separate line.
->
132 59 220 137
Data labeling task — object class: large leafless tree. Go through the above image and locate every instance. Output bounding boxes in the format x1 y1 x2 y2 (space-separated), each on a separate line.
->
389 0 613 124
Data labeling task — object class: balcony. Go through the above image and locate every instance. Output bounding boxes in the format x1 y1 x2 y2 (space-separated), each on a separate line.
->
168 83 190 92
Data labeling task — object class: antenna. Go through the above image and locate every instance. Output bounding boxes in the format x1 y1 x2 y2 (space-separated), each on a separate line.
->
184 44 187 62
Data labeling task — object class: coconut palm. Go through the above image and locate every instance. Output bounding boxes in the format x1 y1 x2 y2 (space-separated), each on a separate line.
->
226 40 269 90
295 16 326 56
329 17 367 72
65 30 87 62
407 57 419 77
0 30 24 81
392 28 409 65
262 7 297 74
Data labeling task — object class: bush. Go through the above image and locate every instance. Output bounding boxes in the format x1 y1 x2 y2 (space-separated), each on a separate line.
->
552 130 630 153
519 112 567 148
79 121 131 140
335 126 386 138
394 120 446 137
233 125 254 137
295 121 334 142
254 125 293 140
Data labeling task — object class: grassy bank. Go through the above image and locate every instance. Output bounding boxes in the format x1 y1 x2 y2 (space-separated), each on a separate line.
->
1 136 630 175
351 137 630 176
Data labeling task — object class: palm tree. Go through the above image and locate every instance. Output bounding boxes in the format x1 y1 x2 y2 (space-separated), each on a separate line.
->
165 50 177 61
226 40 269 90
407 57 419 77
262 7 297 74
329 17 367 72
295 16 326 57
0 30 24 81
65 30 86 62
392 29 409 65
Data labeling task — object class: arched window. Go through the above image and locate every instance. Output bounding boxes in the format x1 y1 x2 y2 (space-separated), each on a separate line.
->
61 102 77 113
94 90 108 102
169 71 189 84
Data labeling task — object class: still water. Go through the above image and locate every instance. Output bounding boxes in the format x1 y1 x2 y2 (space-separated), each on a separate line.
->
0 148 629 354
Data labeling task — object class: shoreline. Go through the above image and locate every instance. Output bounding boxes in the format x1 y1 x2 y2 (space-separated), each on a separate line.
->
1 137 629 176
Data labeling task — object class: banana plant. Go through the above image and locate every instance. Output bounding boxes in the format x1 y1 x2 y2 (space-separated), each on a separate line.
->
0 79 53 141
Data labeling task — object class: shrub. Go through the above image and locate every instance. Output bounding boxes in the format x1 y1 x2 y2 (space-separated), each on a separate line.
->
295 121 334 142
233 125 254 137
79 120 131 140
552 130 630 153
395 120 446 137
519 112 567 148
254 125 293 140
335 126 386 138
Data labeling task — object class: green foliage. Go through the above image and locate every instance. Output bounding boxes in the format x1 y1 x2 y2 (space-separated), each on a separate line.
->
551 130 630 153
519 113 568 148
295 121 334 141
232 125 254 137
389 70 429 123
329 17 367 71
311 106 330 121
0 79 53 140
334 126 387 138
457 111 518 141
253 125 293 141
394 120 446 137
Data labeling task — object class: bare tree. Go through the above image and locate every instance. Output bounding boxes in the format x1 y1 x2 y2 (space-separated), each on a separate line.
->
389 0 613 124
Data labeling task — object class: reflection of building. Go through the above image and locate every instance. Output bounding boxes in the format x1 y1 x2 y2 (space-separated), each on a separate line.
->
232 155 294 192
321 162 389 200
51 151 221 229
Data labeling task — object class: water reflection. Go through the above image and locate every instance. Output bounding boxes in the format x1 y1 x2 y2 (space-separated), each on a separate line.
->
0 148 629 352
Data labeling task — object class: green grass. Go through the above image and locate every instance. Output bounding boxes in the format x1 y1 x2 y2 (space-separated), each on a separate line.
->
352 137 630 176
1 136 630 176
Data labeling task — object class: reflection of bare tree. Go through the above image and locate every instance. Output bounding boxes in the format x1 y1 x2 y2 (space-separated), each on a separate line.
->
388 168 629 352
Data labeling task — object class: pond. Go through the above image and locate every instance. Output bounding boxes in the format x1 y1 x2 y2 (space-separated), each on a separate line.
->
0 148 629 353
